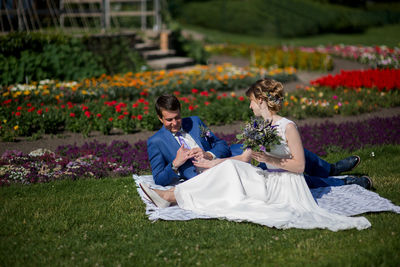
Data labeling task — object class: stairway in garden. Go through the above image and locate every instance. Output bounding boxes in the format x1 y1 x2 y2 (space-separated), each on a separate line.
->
134 32 195 70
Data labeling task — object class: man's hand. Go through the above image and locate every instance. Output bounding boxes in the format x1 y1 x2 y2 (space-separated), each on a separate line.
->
189 147 213 161
173 144 192 168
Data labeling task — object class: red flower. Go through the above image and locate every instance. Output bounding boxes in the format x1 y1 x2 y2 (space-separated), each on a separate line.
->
123 111 129 115
96 113 102 118
200 91 209 97
15 112 21 116
45 108 49 112
188 105 194 111
27 103 32 107
118 115 124 120
179 97 190 103
81 105 89 111
108 117 113 122
173 91 180 96
27 107 36 112
61 104 65 108
37 109 43 115
3 99 12 105
84 111 91 118
140 91 148 96
138 98 145 103
17 106 22 111
132 103 139 108
131 115 137 119
204 101 210 106
70 112 76 117
238 96 245 101
137 114 143 120
143 106 149 110
191 88 198 94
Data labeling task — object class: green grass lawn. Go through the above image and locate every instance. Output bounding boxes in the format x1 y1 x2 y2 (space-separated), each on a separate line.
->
184 23 400 47
1 145 399 266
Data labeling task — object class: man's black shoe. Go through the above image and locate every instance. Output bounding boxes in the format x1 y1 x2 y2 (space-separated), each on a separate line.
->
344 175 372 190
330 155 361 176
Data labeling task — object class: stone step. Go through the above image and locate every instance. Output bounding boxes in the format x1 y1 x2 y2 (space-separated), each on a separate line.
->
134 42 159 51
141 49 176 60
147 57 195 70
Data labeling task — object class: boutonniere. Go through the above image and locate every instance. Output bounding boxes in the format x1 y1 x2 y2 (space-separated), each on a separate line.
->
200 125 212 140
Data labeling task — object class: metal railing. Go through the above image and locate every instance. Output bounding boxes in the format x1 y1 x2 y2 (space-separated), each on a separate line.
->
0 0 162 33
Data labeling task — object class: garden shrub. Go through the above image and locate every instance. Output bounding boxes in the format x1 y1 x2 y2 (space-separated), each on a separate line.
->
169 23 210 64
0 32 105 85
0 32 149 86
176 0 400 37
83 34 147 75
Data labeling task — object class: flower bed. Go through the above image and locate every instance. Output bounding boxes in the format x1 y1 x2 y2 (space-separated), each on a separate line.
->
205 44 333 71
1 116 399 186
1 64 296 103
321 44 400 69
206 44 400 70
281 85 399 119
1 82 399 140
310 69 400 91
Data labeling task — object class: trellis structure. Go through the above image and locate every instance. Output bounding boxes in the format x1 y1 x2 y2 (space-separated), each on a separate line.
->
0 0 162 34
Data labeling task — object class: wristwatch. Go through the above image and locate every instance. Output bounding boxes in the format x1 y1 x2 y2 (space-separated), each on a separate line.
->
171 162 179 173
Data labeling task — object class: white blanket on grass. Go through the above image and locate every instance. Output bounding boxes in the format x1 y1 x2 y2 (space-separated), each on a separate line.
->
133 174 400 222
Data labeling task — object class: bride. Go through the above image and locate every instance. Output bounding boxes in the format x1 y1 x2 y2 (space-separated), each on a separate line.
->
140 78 371 231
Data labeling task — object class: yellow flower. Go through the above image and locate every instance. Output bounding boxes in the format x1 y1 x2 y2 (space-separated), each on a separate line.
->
14 125 19 131
2 92 10 97
334 105 339 110
3 119 7 124
24 90 30 95
318 92 324 97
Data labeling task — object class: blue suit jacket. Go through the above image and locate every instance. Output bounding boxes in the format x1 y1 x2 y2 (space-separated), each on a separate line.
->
147 116 231 186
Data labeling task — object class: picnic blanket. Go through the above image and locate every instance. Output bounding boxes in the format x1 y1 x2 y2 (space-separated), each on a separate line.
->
133 174 400 222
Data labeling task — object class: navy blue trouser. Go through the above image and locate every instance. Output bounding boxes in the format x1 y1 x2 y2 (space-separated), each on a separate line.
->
229 144 345 188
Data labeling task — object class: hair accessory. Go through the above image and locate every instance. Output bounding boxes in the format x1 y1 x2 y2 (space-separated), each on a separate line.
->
266 93 283 105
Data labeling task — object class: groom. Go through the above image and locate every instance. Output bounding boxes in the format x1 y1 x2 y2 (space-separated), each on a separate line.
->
147 94 370 188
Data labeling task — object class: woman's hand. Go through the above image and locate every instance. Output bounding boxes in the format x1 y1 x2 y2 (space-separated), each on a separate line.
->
251 151 271 164
193 158 222 169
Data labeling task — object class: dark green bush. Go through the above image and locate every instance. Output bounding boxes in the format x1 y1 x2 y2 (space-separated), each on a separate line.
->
0 32 148 86
0 32 105 85
175 0 400 38
83 34 147 75
169 23 210 64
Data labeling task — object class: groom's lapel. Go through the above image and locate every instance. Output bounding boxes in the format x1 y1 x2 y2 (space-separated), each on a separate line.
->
160 126 180 153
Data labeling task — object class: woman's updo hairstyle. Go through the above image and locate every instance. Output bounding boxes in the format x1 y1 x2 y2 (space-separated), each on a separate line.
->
245 78 284 112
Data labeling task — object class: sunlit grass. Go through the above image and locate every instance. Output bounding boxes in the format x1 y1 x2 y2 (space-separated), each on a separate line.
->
0 145 399 266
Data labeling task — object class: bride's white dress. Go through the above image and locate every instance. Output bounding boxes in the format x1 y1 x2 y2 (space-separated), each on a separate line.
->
174 118 371 231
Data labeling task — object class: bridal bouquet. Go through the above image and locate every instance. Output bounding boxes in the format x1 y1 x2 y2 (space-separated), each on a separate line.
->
236 117 283 153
